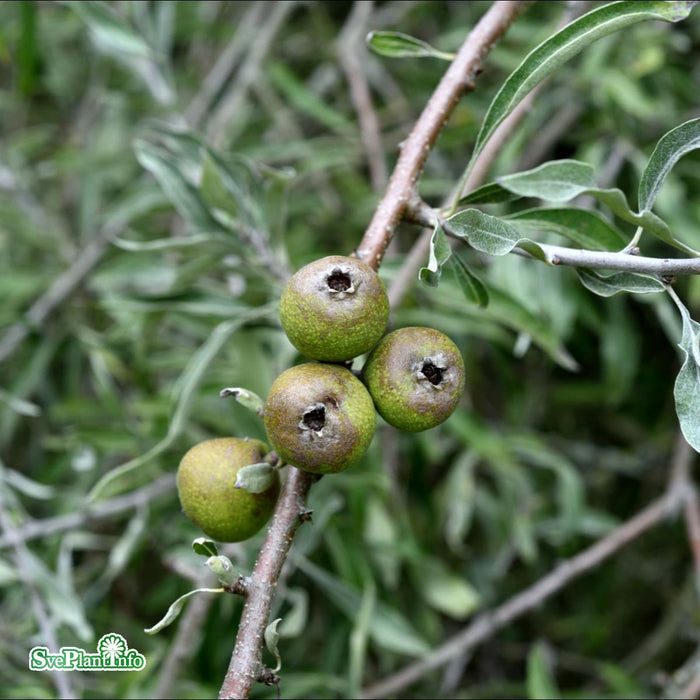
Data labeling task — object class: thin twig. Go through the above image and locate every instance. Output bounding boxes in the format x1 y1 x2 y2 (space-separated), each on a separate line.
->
409 202 700 276
0 473 175 550
206 1 297 148
184 2 267 128
362 434 696 698
337 1 388 191
357 0 529 271
218 467 314 699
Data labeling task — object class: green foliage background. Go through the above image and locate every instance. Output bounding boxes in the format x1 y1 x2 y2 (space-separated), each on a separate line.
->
1 1 700 698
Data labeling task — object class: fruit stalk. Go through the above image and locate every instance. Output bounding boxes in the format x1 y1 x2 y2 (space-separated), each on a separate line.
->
218 467 314 699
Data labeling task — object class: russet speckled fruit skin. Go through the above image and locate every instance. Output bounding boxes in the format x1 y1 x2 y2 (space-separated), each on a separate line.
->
176 438 280 542
279 255 389 362
263 363 376 474
362 327 465 433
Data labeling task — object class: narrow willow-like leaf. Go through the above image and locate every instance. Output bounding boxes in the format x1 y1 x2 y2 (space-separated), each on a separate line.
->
235 463 275 494
527 643 561 700
219 386 264 415
507 208 627 251
114 233 231 252
134 141 219 232
638 118 700 212
456 182 522 206
418 557 481 619
446 209 548 262
576 269 666 297
494 160 698 255
419 224 451 287
144 588 224 634
471 1 695 165
668 289 700 453
449 255 489 308
65 1 152 58
192 538 218 558
265 618 283 673
200 150 241 220
0 386 41 417
366 31 454 60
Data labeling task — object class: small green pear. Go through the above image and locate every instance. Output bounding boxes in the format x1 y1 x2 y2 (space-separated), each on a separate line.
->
176 438 280 542
264 363 376 474
279 255 389 362
362 327 465 432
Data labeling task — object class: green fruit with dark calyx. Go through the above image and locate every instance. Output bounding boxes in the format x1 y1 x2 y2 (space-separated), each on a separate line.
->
279 255 389 362
263 363 376 474
362 327 465 433
177 438 280 542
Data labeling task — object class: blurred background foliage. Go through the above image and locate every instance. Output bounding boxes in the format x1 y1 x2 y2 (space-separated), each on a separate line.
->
1 1 700 698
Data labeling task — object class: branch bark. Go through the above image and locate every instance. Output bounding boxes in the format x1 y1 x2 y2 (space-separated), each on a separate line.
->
357 0 530 271
218 467 314 699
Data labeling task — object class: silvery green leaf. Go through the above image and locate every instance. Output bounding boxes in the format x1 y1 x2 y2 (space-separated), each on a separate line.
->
134 140 218 231
445 209 547 262
419 224 451 287
471 1 695 164
638 118 700 212
0 386 40 417
206 555 236 586
449 255 489 308
527 643 560 699
457 182 522 206
235 463 275 493
144 588 224 635
192 538 218 558
507 207 627 251
576 269 665 297
494 160 696 254
668 291 700 452
418 558 481 620
264 618 283 673
366 31 454 60
220 387 265 415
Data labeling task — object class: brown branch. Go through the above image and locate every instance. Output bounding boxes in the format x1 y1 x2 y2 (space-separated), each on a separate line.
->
362 434 695 698
387 1 586 309
357 0 530 271
218 467 314 699
217 5 530 696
